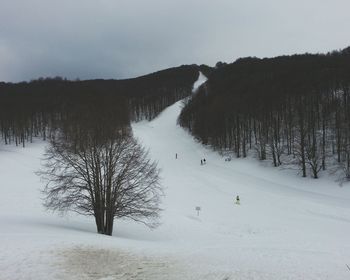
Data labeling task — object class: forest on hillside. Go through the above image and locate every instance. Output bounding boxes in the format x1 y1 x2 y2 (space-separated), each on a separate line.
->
179 48 350 181
0 65 199 147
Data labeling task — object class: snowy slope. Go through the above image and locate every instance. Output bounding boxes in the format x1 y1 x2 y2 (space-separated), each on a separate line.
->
1 72 350 279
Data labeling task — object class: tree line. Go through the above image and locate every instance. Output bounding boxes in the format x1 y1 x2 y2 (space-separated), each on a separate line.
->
0 65 199 146
179 47 350 181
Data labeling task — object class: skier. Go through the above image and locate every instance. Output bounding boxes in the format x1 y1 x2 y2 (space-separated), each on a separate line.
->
235 195 240 205
200 159 203 165
203 158 206 164
176 153 177 159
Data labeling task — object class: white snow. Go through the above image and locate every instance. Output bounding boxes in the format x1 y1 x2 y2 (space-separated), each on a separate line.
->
192 71 207 92
1 72 350 279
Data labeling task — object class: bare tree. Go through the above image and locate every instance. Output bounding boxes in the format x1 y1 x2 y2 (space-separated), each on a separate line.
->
38 133 162 236
305 135 323 179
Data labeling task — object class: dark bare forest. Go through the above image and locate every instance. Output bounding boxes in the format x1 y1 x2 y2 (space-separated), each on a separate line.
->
179 48 350 180
0 65 199 146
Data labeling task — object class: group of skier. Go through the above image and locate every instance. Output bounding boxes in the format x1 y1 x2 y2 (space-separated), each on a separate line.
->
175 153 207 166
175 153 241 205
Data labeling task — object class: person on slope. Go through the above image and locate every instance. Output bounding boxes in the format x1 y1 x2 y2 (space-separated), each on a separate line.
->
235 195 240 205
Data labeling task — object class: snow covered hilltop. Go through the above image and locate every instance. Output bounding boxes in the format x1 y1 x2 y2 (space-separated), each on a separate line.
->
1 47 350 279
2 48 350 182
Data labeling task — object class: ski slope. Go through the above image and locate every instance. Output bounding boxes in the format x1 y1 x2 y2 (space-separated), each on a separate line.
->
1 72 350 279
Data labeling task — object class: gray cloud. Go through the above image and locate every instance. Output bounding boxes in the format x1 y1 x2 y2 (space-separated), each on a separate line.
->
1 0 349 82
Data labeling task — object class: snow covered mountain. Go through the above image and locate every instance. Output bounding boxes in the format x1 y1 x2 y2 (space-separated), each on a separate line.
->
1 73 350 279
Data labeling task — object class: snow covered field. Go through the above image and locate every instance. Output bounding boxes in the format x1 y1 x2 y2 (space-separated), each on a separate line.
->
1 73 350 279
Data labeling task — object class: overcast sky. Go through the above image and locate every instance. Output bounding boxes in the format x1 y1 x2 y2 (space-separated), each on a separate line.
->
0 0 349 82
